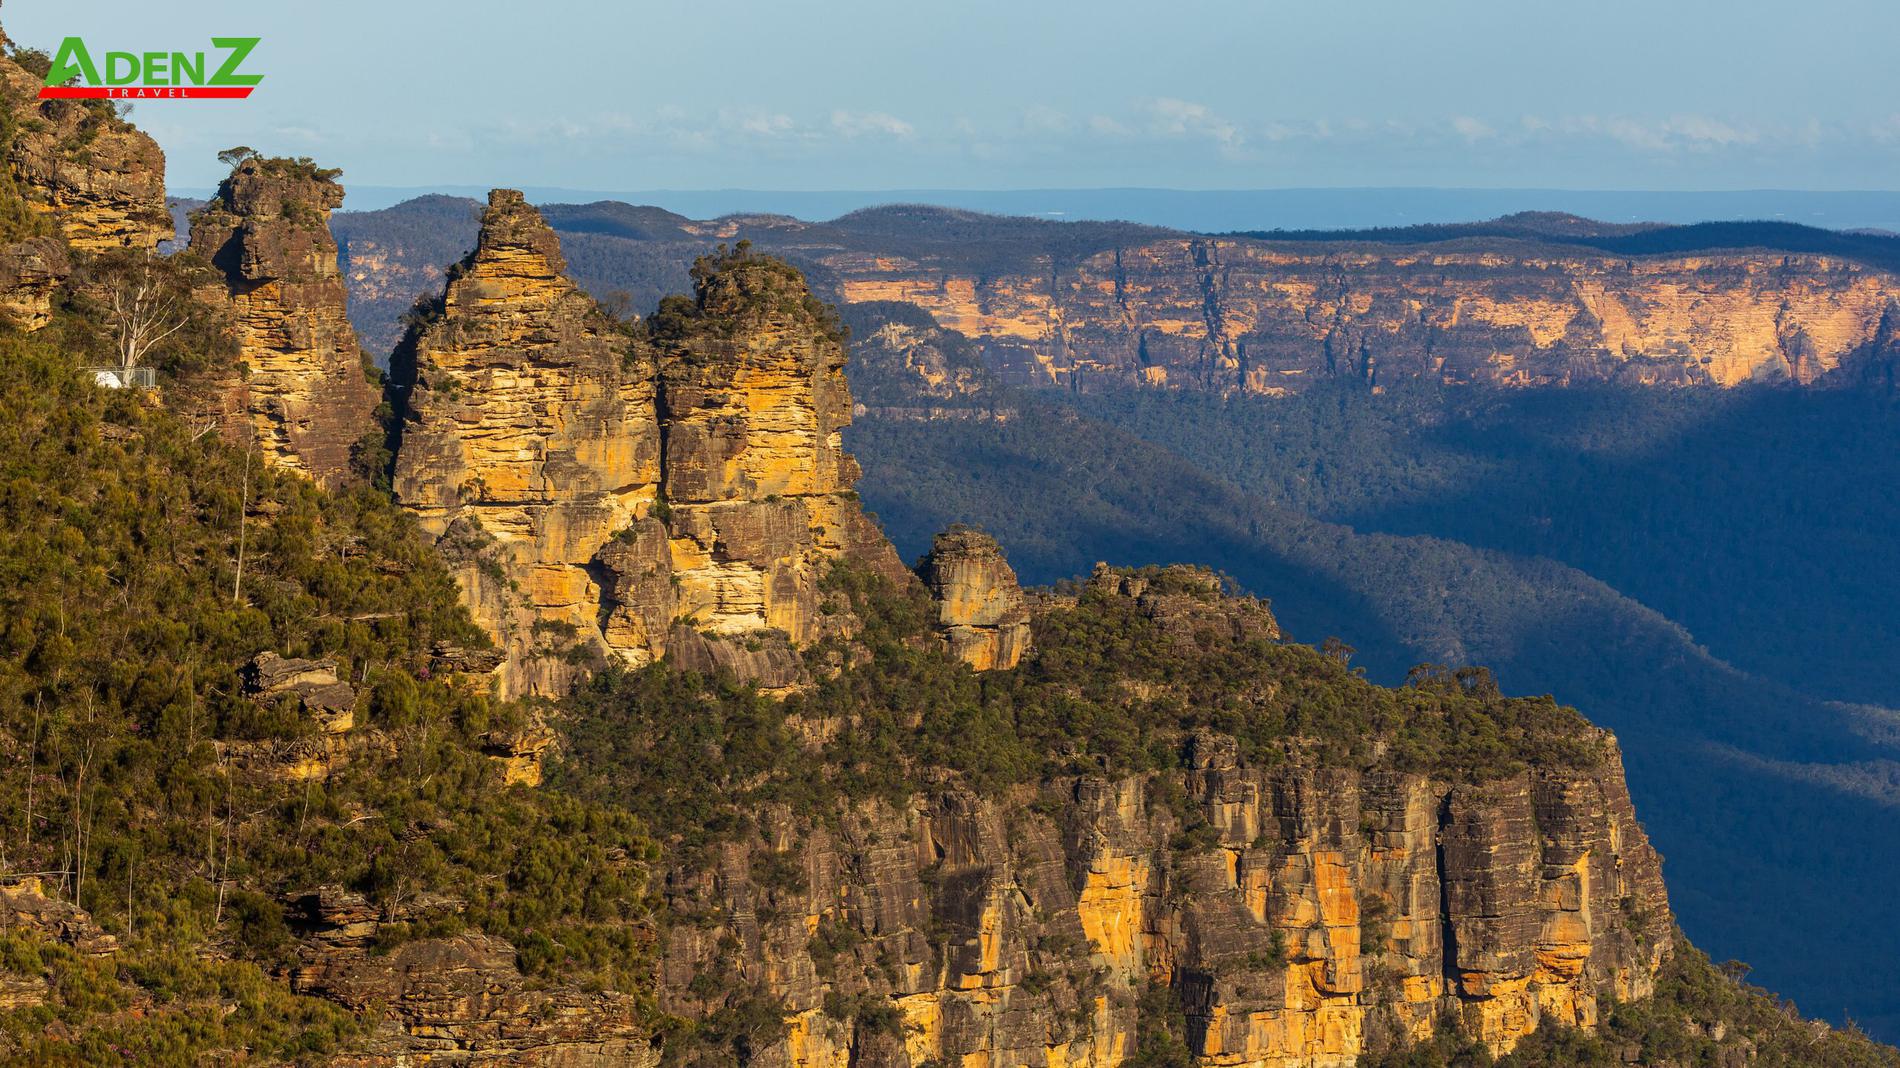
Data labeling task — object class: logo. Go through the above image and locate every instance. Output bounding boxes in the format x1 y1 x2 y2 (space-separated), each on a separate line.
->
37 36 262 99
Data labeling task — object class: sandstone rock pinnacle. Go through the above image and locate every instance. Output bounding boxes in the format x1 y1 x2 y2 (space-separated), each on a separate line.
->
391 188 662 697
187 156 379 489
392 202 910 695
918 525 1031 670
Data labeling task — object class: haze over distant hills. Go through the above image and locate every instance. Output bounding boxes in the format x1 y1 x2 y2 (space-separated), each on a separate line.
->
257 184 1900 233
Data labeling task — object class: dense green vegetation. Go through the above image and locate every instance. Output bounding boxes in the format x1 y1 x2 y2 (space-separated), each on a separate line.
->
646 240 847 350
0 305 657 1061
0 927 359 1066
1061 380 1900 709
554 562 1602 854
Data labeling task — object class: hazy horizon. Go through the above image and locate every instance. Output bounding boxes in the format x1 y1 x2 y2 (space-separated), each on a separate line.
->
265 185 1900 234
14 0 1900 193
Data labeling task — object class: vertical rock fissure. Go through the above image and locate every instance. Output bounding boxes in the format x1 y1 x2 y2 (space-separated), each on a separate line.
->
1435 789 1461 990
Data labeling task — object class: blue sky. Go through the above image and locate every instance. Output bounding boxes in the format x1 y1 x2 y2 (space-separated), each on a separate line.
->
9 0 1897 194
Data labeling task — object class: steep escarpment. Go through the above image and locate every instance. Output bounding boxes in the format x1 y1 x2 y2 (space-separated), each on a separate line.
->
391 198 907 695
657 751 1666 1067
334 200 1900 396
828 237 1900 393
187 155 379 488
559 565 1682 1067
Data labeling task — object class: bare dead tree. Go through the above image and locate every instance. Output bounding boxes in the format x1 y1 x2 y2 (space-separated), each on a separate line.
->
214 753 233 925
104 261 188 372
21 692 40 863
233 433 252 605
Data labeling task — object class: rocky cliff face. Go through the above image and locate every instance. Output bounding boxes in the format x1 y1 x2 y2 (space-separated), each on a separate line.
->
328 201 1900 397
0 49 167 331
187 157 379 488
830 239 1900 393
392 202 908 695
390 189 662 697
0 59 169 254
638 246 910 688
656 576 1670 1068
919 526 1032 670
0 233 65 329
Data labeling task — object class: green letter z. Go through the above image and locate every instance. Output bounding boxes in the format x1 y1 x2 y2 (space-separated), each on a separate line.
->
208 37 263 86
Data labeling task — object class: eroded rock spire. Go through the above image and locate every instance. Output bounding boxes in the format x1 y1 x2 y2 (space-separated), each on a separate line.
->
187 156 379 488
919 525 1032 670
391 189 662 697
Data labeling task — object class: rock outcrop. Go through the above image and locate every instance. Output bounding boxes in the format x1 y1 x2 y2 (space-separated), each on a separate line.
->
0 234 66 328
286 886 658 1066
0 877 118 958
188 157 379 488
918 526 1032 670
0 58 170 253
660 742 1667 1066
243 651 359 734
391 188 661 697
635 245 911 687
392 204 909 696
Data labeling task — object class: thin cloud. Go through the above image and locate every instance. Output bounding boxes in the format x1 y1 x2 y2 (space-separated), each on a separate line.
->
830 110 915 139
1451 116 1495 143
731 111 796 138
1147 97 1243 150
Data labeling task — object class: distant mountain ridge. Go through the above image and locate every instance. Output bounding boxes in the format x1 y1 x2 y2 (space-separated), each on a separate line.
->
1243 210 1900 275
294 184 1900 232
336 196 1900 395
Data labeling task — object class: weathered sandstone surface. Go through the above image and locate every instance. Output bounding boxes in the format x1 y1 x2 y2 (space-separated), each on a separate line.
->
0 48 167 330
0 58 169 254
658 585 1669 1068
390 189 662 696
0 233 65 329
919 526 1032 670
639 245 911 687
392 196 908 695
188 157 379 488
828 239 1900 393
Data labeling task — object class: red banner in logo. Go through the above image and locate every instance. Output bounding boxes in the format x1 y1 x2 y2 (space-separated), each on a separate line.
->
37 86 255 99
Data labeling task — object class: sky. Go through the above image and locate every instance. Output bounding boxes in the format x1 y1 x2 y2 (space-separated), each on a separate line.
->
8 0 1899 196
